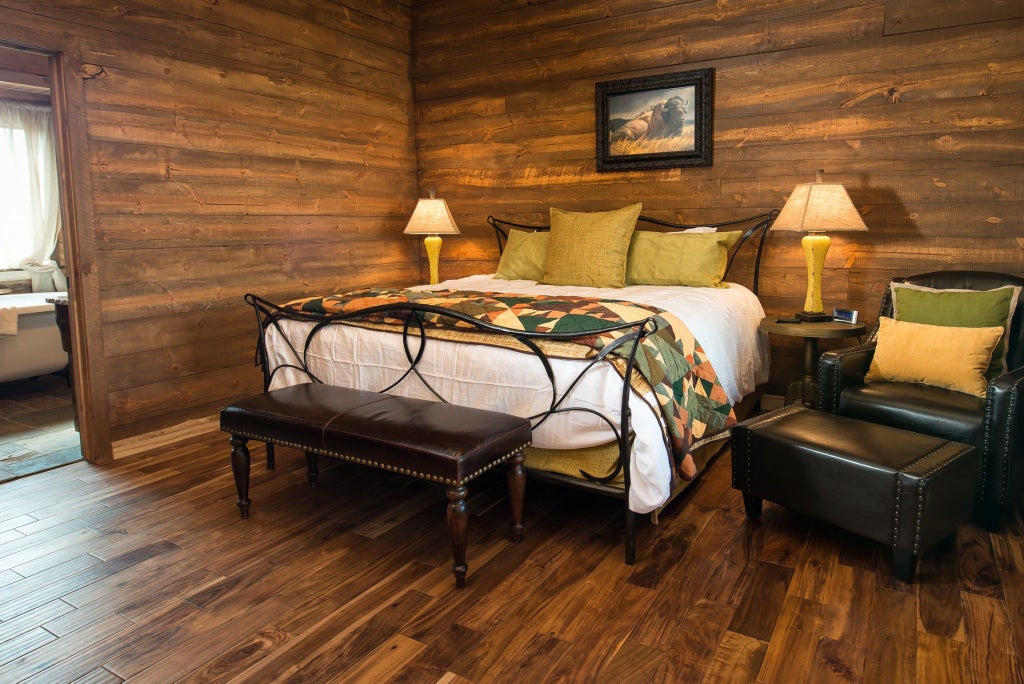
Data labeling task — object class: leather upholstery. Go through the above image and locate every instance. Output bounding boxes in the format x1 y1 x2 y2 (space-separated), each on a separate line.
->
732 405 977 579
221 383 533 487
819 270 1024 528
838 382 984 446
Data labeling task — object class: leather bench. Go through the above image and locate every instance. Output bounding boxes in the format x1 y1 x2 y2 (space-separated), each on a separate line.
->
731 405 978 582
220 383 532 588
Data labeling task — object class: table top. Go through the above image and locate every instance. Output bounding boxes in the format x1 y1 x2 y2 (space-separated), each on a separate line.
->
759 317 867 339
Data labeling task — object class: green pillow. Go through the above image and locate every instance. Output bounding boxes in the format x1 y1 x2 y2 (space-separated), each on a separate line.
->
540 203 642 288
494 230 549 281
625 230 741 287
891 282 1021 378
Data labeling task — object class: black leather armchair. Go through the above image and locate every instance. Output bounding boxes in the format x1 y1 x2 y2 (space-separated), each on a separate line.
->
818 271 1024 530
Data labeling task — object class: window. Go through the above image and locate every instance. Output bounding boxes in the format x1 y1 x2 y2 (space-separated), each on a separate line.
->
0 101 65 291
0 123 37 268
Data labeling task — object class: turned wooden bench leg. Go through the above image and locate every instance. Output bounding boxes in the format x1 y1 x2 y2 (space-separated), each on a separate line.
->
447 485 469 588
229 435 251 519
266 442 275 470
508 450 526 542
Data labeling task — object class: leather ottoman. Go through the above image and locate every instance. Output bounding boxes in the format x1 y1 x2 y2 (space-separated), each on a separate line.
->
731 405 978 582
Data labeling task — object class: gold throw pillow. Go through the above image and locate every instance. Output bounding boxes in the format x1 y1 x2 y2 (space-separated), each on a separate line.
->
865 317 1004 398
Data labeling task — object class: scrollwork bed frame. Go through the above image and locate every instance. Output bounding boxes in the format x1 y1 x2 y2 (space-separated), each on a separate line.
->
245 293 659 561
244 210 777 563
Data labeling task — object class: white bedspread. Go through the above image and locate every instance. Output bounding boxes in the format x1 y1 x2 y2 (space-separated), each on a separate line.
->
262 276 768 513
418 275 769 403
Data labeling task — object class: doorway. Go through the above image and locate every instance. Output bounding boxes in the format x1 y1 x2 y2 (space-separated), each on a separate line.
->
0 42 82 479
0 376 80 481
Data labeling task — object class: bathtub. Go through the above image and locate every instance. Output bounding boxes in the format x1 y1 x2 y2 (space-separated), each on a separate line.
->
0 292 69 384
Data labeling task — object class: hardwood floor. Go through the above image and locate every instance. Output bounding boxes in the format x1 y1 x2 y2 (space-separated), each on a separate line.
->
0 427 1021 682
0 374 81 483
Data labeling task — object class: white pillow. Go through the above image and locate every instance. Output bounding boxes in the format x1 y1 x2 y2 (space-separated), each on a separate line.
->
668 226 717 234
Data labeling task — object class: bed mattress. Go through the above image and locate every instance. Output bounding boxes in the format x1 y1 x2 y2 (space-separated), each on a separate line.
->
262 275 769 513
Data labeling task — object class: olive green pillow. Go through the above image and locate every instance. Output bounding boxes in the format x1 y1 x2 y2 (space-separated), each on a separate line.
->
540 203 642 288
865 317 1004 398
494 230 550 281
891 282 1021 378
625 230 742 287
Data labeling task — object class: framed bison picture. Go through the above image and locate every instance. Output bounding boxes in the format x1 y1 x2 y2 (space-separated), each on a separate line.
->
596 68 714 171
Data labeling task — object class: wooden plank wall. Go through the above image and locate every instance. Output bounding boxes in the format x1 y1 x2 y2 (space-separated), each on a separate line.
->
0 44 50 104
1 0 1020 447
0 1 418 449
411 0 1024 392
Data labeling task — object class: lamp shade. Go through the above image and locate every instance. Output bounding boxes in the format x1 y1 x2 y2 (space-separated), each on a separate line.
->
403 196 460 236
772 172 867 233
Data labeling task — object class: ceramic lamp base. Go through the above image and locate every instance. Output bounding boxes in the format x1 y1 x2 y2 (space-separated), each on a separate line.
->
801 233 830 315
423 234 442 285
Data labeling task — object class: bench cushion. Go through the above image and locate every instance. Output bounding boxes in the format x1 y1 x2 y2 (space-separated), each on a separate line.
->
221 384 532 486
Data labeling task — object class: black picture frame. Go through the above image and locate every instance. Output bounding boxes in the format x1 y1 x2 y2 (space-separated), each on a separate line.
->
596 68 714 171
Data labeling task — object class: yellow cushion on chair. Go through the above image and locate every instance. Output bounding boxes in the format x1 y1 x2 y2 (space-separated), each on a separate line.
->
865 317 1005 398
891 282 1020 378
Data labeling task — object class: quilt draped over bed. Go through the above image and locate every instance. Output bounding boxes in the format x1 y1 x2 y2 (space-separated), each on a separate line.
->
284 288 736 479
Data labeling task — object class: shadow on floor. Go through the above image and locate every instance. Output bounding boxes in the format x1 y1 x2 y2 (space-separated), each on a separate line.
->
0 373 81 483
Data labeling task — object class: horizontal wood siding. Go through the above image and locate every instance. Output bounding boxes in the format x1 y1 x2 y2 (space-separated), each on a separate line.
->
0 1 418 443
411 0 1024 392
0 44 50 104
2 0 1021 445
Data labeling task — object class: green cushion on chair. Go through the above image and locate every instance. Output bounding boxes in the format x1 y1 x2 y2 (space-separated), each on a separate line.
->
891 282 1021 378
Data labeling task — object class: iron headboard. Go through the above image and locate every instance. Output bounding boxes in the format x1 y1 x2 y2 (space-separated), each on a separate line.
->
487 210 779 295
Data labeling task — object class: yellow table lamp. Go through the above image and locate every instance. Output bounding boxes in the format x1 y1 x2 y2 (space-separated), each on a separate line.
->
772 170 868 322
403 190 460 285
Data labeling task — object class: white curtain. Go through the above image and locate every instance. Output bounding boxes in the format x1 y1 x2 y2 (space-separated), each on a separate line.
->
0 101 66 292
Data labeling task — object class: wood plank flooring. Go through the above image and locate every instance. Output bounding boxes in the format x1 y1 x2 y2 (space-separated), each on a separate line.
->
0 427 1021 682
0 375 82 483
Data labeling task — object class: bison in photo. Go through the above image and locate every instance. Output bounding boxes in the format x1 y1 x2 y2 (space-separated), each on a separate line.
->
647 96 686 139
609 95 688 144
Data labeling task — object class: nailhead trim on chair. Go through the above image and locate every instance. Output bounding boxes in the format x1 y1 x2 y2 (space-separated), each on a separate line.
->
819 342 877 412
893 473 903 551
222 427 530 487
982 383 996 503
982 373 1022 505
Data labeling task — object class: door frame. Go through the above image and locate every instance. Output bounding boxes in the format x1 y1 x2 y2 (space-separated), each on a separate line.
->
1 15 112 464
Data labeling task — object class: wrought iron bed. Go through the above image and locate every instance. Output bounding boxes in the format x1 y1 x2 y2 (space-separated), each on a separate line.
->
243 210 777 563
245 292 658 562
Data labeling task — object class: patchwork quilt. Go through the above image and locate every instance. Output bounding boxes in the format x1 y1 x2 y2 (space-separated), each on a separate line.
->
284 288 736 479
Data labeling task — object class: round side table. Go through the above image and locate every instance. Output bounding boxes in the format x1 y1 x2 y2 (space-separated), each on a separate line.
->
759 317 867 407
